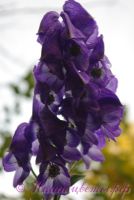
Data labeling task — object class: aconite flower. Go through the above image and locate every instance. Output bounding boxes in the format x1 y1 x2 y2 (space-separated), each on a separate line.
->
3 0 124 198
3 123 33 187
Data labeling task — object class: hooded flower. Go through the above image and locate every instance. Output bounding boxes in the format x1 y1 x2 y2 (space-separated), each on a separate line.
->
96 88 124 146
3 0 124 198
37 158 70 197
3 122 34 187
29 93 68 165
82 144 105 169
89 56 118 93
63 0 98 38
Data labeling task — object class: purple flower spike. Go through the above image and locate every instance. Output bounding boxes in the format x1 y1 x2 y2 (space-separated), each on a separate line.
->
3 0 124 198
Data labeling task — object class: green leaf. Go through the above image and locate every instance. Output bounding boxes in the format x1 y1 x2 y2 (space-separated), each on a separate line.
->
0 136 11 158
23 71 34 97
71 174 84 186
10 84 20 95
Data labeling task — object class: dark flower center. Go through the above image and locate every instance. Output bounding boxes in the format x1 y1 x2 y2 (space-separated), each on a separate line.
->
91 68 102 78
48 164 60 177
69 42 81 56
47 94 55 105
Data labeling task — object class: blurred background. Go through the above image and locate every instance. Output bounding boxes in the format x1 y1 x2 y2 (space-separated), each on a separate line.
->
0 0 134 199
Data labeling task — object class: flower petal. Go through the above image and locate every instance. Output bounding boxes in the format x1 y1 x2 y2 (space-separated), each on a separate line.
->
63 146 81 161
61 12 85 39
63 0 97 37
82 154 91 169
3 152 18 172
66 129 80 147
13 167 29 187
90 35 104 64
34 62 64 92
41 178 54 194
32 139 39 155
37 11 60 44
53 173 70 194
96 129 106 148
88 145 105 162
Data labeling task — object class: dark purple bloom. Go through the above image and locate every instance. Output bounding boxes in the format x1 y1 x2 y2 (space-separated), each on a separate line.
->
37 158 70 196
82 145 105 169
63 0 98 37
89 56 118 92
3 0 124 198
3 123 34 187
96 88 124 143
34 61 64 93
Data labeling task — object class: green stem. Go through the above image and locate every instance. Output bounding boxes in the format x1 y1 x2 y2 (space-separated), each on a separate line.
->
31 168 37 178
53 195 60 200
69 161 77 174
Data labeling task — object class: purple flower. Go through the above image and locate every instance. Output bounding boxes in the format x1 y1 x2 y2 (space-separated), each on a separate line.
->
3 0 124 198
3 123 34 187
63 0 98 37
96 88 124 145
34 61 64 93
82 145 105 169
31 95 68 160
34 0 124 164
89 56 118 92
37 158 70 196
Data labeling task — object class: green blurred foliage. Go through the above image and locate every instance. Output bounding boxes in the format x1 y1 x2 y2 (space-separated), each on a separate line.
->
22 176 44 200
10 70 34 98
0 70 34 161
85 120 134 200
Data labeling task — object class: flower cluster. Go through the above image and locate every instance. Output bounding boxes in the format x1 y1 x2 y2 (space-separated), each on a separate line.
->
3 0 124 199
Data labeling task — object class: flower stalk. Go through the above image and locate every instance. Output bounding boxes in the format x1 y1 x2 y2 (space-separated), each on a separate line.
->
2 0 124 199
